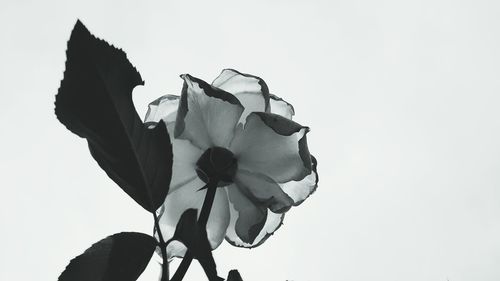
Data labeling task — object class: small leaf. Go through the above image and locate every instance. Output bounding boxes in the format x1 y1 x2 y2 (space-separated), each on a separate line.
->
58 232 157 281
172 209 222 281
55 20 173 212
226 270 243 281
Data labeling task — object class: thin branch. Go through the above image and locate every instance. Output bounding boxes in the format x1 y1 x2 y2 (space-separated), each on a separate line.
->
153 211 169 281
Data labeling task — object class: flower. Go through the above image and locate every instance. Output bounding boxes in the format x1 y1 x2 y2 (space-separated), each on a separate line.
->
145 69 318 257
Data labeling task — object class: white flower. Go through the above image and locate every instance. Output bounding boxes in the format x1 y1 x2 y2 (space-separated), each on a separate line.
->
145 69 318 257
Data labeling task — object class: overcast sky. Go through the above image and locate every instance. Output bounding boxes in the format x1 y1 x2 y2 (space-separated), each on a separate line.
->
1 0 500 280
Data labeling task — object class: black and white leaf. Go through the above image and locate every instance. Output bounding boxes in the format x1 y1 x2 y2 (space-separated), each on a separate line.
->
55 20 173 212
58 232 157 281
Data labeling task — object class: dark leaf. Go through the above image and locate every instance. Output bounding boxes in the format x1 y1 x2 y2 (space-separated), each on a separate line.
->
226 270 243 281
55 20 172 212
58 232 157 281
171 209 222 281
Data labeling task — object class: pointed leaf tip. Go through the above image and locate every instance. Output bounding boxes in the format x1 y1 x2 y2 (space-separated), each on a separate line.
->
55 21 172 212
58 232 157 281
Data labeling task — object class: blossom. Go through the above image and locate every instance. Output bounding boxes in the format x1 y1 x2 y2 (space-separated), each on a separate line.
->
145 69 318 257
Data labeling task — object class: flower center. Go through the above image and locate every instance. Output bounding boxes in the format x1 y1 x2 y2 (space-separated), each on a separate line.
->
196 146 237 187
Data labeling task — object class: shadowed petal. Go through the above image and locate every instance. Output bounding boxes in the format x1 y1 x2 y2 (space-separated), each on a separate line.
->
280 155 319 206
225 205 285 248
144 94 180 127
175 74 244 149
212 69 270 122
165 240 188 260
230 112 312 183
235 169 294 213
269 94 295 120
225 185 267 244
144 116 201 194
158 177 230 258
167 130 203 193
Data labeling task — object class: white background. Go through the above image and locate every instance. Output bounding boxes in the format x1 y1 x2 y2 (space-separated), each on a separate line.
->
1 0 500 280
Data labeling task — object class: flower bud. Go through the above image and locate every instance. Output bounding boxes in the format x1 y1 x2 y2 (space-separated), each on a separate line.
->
196 147 237 186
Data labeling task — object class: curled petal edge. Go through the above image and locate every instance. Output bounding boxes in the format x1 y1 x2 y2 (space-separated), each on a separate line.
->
282 155 319 207
269 93 295 119
253 112 313 181
212 69 271 111
175 74 244 149
224 212 285 249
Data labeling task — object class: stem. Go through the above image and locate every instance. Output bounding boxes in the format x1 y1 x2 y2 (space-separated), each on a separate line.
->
171 179 218 281
153 211 169 281
198 180 218 226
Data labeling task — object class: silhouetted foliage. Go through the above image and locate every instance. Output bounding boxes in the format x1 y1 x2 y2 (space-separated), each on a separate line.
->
55 20 173 212
171 209 223 281
54 20 258 281
58 232 157 281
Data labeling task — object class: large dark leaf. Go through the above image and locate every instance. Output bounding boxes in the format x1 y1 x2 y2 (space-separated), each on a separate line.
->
55 20 172 212
171 209 223 281
58 232 157 281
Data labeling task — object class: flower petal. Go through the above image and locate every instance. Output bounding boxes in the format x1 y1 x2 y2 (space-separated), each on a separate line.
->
168 133 203 193
144 94 180 127
175 74 244 149
165 240 188 259
225 184 267 244
230 112 312 183
280 155 319 206
158 177 230 258
225 204 285 248
145 110 202 194
269 94 294 120
212 69 270 121
234 169 294 213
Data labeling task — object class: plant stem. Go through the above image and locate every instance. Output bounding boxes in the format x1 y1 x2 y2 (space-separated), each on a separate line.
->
153 211 169 281
171 179 218 281
198 179 218 226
